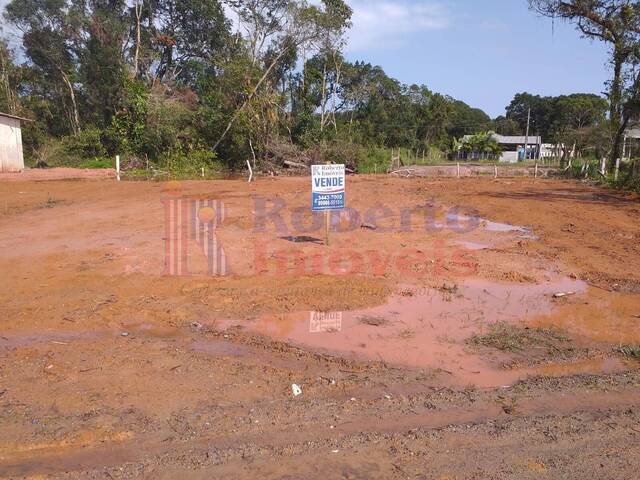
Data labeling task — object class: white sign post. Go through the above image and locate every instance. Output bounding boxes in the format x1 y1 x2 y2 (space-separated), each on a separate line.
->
311 164 345 246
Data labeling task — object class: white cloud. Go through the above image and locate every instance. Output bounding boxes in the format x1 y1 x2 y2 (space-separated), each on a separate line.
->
345 1 451 53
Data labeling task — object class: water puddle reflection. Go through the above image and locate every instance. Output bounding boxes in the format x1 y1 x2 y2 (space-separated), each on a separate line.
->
218 277 606 386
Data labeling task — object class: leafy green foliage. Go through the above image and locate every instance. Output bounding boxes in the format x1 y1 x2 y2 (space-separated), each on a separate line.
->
104 79 149 155
460 132 502 156
62 127 108 159
160 145 223 177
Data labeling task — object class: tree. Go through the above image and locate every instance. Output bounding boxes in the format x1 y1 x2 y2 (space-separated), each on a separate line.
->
5 0 83 134
551 93 608 160
460 131 503 156
505 92 555 139
447 100 492 138
153 0 231 83
555 93 608 130
77 0 129 128
132 0 143 78
493 116 521 135
211 0 345 151
529 0 640 170
312 0 352 133
0 40 20 114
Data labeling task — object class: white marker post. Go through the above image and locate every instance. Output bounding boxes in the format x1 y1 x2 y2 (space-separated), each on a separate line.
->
116 155 121 182
312 164 346 246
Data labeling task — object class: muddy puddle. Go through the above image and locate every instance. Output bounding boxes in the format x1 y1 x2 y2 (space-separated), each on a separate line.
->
455 240 491 251
216 277 638 387
0 331 103 349
0 322 179 351
444 212 538 251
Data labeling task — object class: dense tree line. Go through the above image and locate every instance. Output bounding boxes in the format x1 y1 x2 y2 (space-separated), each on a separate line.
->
505 92 609 159
530 0 640 172
0 0 632 174
0 0 465 171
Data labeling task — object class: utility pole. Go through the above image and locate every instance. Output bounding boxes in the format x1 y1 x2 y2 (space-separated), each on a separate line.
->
523 108 531 161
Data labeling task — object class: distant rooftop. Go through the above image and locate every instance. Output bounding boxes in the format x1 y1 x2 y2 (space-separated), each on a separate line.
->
463 134 542 145
625 122 640 139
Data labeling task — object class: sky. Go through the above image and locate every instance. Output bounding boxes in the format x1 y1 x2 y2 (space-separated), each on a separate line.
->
343 0 610 117
0 0 611 118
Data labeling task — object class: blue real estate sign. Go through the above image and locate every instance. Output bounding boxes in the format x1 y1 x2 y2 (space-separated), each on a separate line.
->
312 164 345 211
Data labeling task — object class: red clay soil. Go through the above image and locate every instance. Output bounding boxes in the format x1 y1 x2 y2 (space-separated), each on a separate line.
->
0 167 115 182
0 174 639 479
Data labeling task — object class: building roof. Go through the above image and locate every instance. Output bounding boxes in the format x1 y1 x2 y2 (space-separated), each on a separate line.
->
0 112 33 123
492 134 542 145
462 134 542 145
625 122 640 139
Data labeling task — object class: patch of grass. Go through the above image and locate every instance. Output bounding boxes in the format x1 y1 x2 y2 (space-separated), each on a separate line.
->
79 157 113 169
468 322 569 353
616 344 640 359
359 315 388 327
356 146 391 174
43 194 57 209
398 329 416 339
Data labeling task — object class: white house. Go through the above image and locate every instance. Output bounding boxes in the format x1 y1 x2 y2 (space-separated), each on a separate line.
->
460 134 543 163
492 134 542 163
0 112 30 173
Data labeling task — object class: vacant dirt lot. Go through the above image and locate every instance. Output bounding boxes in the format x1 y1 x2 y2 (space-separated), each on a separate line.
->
0 175 639 479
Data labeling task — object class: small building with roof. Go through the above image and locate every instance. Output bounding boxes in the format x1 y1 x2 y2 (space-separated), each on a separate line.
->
0 112 31 173
460 133 543 163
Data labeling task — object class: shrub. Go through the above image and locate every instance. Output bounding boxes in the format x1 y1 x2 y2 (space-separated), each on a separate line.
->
159 146 224 178
28 138 70 167
355 145 391 173
62 127 108 161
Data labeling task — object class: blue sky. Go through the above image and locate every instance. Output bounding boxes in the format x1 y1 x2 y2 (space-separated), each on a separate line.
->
343 0 610 117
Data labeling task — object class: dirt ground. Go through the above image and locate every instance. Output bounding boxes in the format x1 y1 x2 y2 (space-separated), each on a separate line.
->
0 168 115 182
0 174 639 479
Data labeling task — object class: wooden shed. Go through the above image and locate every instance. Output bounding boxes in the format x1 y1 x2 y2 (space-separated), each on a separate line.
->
0 112 30 173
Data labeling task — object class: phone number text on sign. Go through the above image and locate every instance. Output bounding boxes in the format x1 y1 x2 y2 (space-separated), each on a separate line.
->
311 164 345 212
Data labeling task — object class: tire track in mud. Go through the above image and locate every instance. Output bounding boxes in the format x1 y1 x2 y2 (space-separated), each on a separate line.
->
2 382 638 478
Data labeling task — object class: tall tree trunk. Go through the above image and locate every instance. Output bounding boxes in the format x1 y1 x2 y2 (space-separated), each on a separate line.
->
608 47 624 172
56 66 80 135
0 47 17 114
133 1 143 78
330 50 341 134
320 59 327 132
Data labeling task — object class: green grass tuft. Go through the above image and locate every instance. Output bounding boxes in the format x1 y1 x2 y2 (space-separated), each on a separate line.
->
616 344 640 359
468 322 569 352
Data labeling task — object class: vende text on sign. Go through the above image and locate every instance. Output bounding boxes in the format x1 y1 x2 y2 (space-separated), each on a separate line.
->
312 164 345 211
